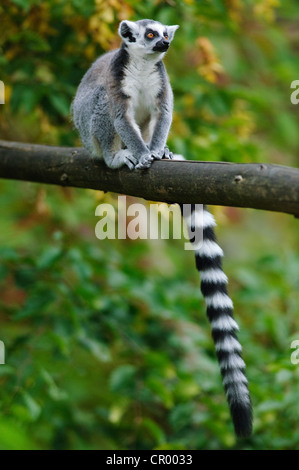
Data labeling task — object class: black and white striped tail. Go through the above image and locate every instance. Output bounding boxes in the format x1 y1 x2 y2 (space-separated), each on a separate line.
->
180 202 252 438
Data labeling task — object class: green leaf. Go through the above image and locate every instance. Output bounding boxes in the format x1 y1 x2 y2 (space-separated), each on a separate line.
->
22 393 41 421
78 334 111 363
49 93 71 117
142 418 166 446
14 290 55 319
0 417 39 450
109 365 137 393
36 246 63 270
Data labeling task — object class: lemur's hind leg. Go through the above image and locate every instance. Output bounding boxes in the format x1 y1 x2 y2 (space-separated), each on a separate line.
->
91 113 138 170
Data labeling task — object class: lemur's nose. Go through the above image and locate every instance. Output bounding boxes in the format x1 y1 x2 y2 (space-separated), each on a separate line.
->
153 39 170 52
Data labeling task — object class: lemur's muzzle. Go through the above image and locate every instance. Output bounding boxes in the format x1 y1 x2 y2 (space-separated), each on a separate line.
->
153 39 170 52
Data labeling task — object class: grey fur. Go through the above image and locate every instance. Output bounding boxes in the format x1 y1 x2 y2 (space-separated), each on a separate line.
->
72 19 179 170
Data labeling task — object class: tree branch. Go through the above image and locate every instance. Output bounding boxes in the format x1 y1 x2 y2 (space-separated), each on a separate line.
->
1 139 299 217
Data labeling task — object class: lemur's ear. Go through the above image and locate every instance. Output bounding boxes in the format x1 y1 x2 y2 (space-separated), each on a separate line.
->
166 25 179 41
119 20 139 43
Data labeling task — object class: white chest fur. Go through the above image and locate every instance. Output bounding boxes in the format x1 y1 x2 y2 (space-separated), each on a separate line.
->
122 57 162 125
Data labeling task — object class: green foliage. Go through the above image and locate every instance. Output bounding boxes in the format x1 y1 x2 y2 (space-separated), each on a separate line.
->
1 0 299 450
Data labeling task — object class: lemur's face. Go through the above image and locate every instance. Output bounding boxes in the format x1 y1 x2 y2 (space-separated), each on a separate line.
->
119 19 179 58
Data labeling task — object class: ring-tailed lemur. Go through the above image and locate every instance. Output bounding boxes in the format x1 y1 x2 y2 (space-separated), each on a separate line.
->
72 19 252 438
72 19 178 170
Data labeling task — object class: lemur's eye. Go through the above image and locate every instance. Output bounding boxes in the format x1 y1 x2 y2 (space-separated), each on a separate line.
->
164 35 169 40
147 32 154 39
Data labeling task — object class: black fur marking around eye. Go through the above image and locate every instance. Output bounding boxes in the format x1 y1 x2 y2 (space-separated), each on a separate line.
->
145 28 158 39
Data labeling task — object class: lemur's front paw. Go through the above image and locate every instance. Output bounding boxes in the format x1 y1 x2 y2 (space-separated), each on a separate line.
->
135 152 154 170
163 147 173 159
150 150 163 160
150 147 173 160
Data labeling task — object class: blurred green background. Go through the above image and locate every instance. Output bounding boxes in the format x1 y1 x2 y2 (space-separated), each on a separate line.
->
1 0 299 450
